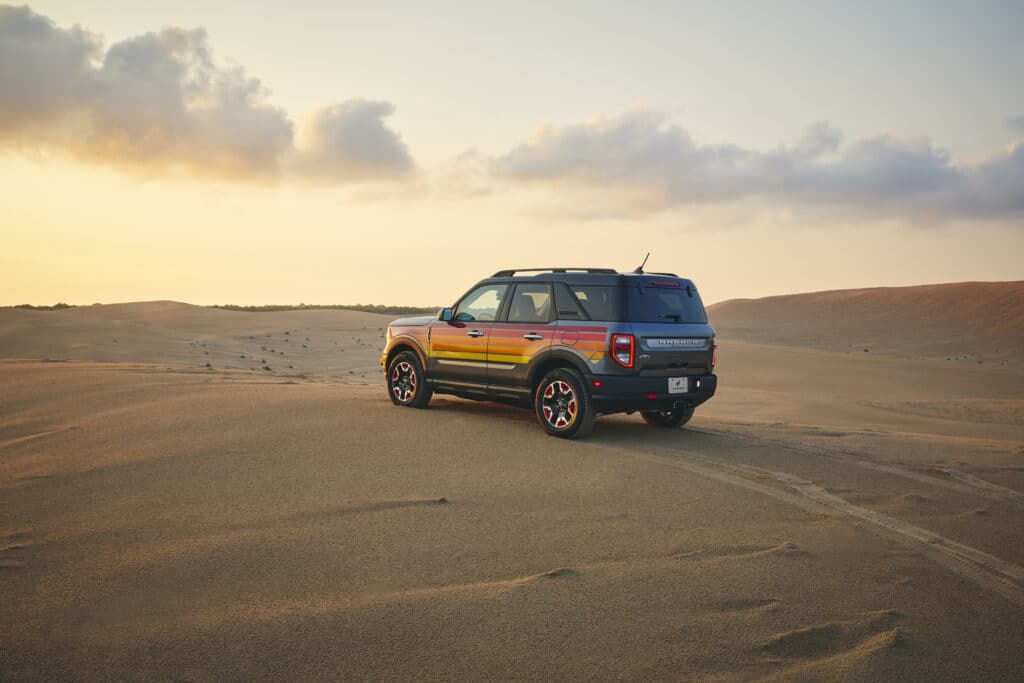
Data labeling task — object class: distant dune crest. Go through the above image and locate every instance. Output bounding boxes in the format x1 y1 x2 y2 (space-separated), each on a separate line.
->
708 281 1024 362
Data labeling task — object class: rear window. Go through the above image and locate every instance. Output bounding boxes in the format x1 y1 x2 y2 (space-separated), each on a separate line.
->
626 283 707 323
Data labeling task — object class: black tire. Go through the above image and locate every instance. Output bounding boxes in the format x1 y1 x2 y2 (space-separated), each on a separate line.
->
386 351 432 408
641 405 695 428
534 368 595 439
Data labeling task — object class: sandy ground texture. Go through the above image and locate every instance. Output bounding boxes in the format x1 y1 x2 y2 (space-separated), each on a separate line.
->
1 290 1023 681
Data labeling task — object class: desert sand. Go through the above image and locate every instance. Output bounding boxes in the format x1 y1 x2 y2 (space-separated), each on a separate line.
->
2 287 1023 681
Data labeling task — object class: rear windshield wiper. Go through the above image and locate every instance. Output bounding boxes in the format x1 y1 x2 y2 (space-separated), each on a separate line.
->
658 313 683 322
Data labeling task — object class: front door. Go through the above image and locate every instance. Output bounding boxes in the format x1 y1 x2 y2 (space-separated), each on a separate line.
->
487 283 554 395
428 283 509 386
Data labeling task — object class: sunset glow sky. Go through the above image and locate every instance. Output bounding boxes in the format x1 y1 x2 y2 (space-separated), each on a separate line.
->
3 1 1023 306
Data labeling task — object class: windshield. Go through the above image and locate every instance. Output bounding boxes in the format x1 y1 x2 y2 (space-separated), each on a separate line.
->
626 283 707 323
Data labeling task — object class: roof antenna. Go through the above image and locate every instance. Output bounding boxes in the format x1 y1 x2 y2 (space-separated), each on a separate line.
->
633 252 650 274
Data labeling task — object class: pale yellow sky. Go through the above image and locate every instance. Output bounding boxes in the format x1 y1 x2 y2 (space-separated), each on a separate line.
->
2 2 1022 306
5 155 1021 307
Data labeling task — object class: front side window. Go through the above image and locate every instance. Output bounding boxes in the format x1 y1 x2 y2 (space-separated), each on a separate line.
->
506 284 552 323
454 284 507 322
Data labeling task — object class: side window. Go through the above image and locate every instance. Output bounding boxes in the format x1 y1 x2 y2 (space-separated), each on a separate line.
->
553 283 588 320
506 284 552 323
454 284 507 322
570 285 619 321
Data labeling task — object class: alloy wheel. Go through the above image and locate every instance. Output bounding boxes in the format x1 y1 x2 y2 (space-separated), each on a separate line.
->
390 361 417 403
540 380 577 429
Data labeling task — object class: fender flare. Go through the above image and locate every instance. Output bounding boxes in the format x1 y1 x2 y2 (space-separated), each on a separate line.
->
526 347 593 388
385 335 428 369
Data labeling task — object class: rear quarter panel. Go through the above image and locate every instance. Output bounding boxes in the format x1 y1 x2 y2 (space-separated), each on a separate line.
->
550 321 632 375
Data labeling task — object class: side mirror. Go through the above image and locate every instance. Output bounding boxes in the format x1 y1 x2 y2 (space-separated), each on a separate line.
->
438 307 453 322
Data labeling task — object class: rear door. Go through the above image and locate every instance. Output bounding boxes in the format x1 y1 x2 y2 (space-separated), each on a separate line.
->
428 282 508 386
627 278 715 381
487 283 555 396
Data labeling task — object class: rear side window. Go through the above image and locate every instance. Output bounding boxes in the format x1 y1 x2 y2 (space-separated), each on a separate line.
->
553 283 587 320
568 285 622 321
626 283 707 323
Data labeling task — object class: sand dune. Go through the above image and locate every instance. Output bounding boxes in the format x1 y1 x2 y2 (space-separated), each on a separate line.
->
708 280 1024 364
0 300 390 379
2 288 1023 680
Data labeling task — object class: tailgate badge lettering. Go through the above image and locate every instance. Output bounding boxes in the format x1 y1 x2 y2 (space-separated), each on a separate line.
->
648 338 704 347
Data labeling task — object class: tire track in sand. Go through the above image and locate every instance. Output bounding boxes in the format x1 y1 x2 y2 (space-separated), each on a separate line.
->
692 427 1024 509
594 442 1024 606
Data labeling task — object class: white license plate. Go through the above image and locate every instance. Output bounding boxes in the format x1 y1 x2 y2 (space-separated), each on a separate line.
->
668 377 689 394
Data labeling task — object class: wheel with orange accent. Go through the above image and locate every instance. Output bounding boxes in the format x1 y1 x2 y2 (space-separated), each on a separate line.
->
387 351 432 408
641 405 694 428
534 368 595 439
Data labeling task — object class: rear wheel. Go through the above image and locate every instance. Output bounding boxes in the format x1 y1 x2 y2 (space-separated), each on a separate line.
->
641 405 695 428
387 351 432 408
534 368 595 439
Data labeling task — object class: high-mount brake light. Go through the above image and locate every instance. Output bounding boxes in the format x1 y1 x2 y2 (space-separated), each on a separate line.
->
649 280 680 287
611 334 635 368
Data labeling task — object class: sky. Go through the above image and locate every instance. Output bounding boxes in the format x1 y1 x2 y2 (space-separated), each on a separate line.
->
2 1 1022 306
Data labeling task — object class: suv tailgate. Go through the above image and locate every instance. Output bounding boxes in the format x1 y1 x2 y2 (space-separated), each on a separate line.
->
630 322 715 376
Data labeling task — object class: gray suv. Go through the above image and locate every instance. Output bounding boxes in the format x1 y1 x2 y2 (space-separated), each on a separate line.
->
381 267 717 438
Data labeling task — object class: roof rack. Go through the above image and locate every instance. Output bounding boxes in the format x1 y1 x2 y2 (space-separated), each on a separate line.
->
491 267 618 277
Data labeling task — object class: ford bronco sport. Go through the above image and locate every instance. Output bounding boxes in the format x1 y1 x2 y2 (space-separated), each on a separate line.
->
380 267 717 438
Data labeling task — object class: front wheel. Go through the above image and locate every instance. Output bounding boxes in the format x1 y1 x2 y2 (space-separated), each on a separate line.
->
534 368 595 439
641 405 695 428
386 351 432 408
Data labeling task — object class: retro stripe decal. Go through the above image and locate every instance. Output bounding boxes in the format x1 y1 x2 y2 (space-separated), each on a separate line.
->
436 359 515 370
430 350 487 362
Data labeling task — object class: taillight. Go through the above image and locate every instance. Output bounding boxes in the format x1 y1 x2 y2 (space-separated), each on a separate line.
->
611 334 635 368
712 341 717 369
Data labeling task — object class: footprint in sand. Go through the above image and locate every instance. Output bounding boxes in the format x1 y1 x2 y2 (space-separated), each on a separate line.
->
762 609 905 663
0 533 32 570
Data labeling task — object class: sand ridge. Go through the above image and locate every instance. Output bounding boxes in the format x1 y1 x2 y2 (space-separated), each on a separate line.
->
708 280 1024 364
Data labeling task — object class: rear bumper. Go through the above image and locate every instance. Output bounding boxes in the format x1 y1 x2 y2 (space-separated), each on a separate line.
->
589 373 717 414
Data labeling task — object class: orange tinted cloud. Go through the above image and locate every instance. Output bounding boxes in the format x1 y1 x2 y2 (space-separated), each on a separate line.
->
0 5 413 182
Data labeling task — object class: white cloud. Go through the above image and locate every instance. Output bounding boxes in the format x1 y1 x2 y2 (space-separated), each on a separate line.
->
491 109 1024 220
1005 115 1024 134
0 5 412 181
292 99 414 181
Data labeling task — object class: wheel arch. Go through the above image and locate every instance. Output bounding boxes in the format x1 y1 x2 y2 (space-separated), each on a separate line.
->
386 336 428 370
527 348 592 393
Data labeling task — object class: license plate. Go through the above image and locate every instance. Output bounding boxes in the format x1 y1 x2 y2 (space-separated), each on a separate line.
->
668 377 688 394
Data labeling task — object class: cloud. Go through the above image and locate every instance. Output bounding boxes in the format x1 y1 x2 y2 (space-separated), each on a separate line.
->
0 5 412 181
292 100 414 181
491 109 1024 220
0 5 98 129
1005 116 1024 134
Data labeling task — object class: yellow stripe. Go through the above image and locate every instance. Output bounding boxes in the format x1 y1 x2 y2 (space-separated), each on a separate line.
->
429 350 487 362
486 353 526 364
428 350 531 365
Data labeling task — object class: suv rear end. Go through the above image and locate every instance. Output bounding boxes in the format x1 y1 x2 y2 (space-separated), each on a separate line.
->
551 274 717 419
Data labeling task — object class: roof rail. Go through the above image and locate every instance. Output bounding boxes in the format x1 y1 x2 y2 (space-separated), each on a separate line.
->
491 267 618 277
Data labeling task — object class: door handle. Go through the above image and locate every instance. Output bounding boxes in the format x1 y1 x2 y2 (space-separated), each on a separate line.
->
467 329 484 338
523 333 544 341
